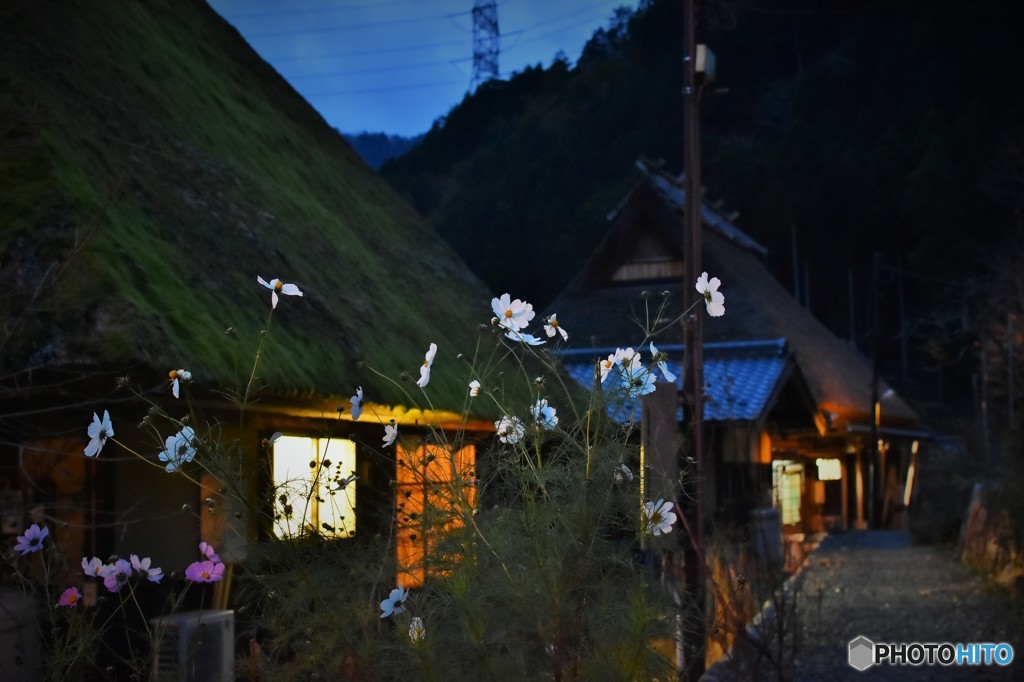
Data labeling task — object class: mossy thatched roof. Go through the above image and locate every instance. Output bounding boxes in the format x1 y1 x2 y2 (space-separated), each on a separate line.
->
0 0 494 414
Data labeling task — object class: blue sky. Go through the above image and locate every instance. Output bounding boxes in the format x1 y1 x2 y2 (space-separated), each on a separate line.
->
207 0 640 137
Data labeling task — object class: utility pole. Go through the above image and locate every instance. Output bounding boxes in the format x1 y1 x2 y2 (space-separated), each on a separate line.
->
470 0 499 91
681 0 706 676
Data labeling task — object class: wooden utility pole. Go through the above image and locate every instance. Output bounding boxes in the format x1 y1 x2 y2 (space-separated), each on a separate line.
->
681 0 706 676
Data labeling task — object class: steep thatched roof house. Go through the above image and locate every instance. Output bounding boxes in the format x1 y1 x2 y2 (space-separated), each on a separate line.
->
548 159 928 535
0 0 493 588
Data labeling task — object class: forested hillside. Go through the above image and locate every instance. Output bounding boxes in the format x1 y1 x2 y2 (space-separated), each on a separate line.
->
383 0 1024 419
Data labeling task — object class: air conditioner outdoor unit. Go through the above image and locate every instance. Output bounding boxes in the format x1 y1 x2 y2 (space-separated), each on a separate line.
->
151 609 234 682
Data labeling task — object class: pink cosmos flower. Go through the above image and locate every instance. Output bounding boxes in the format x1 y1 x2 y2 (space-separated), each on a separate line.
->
199 541 220 563
185 560 225 583
14 524 48 555
57 587 82 608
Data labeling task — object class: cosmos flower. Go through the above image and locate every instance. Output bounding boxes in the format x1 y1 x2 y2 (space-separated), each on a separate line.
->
543 314 568 341
618 360 657 399
650 343 677 382
169 368 192 399
599 354 617 383
199 541 221 563
379 586 409 618
615 463 634 483
158 426 197 473
504 330 545 346
100 559 133 593
695 272 725 317
469 380 481 397
495 416 525 444
130 554 164 583
14 524 48 555
57 587 82 608
383 422 398 447
82 556 105 577
491 293 535 332
84 410 113 458
409 616 426 642
349 386 363 420
643 499 678 537
416 343 437 388
257 276 303 309
531 398 558 430
185 560 225 583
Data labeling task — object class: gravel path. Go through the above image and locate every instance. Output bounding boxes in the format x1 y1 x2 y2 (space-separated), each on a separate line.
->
705 531 1023 681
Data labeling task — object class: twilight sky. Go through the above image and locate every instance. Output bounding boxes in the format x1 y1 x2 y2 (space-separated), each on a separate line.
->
207 0 640 137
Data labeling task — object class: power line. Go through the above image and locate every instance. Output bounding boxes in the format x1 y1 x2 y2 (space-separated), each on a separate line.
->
301 78 469 98
216 0 457 22
264 38 469 65
245 10 468 40
286 57 471 82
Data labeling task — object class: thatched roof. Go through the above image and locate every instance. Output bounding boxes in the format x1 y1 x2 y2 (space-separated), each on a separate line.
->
0 0 493 417
546 160 921 430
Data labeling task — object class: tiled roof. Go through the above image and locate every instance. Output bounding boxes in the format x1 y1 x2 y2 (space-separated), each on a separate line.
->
557 339 789 424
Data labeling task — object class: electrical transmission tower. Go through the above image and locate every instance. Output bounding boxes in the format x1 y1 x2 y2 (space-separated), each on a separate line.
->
470 0 499 91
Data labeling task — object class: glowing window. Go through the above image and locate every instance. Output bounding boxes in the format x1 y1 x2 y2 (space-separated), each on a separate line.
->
772 460 803 526
272 436 356 538
816 458 842 481
396 443 476 588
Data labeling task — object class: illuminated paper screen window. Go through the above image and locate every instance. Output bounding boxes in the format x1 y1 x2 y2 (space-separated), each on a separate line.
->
772 460 803 526
396 444 476 588
816 458 842 481
273 436 356 538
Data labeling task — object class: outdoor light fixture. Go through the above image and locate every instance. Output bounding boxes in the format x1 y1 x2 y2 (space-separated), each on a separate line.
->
696 44 716 82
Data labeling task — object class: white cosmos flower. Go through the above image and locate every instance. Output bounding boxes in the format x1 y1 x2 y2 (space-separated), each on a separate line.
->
383 422 398 447
504 330 545 346
650 343 677 382
130 554 164 583
695 272 725 317
495 415 525 444
257 276 303 309
350 386 363 420
618 362 657 398
491 293 535 332
84 410 114 458
169 369 191 399
416 343 437 388
543 314 568 341
615 463 634 483
82 556 105 577
158 426 197 473
531 398 558 430
598 354 617 383
643 498 678 536
379 586 409 618
409 616 426 642
469 380 481 397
